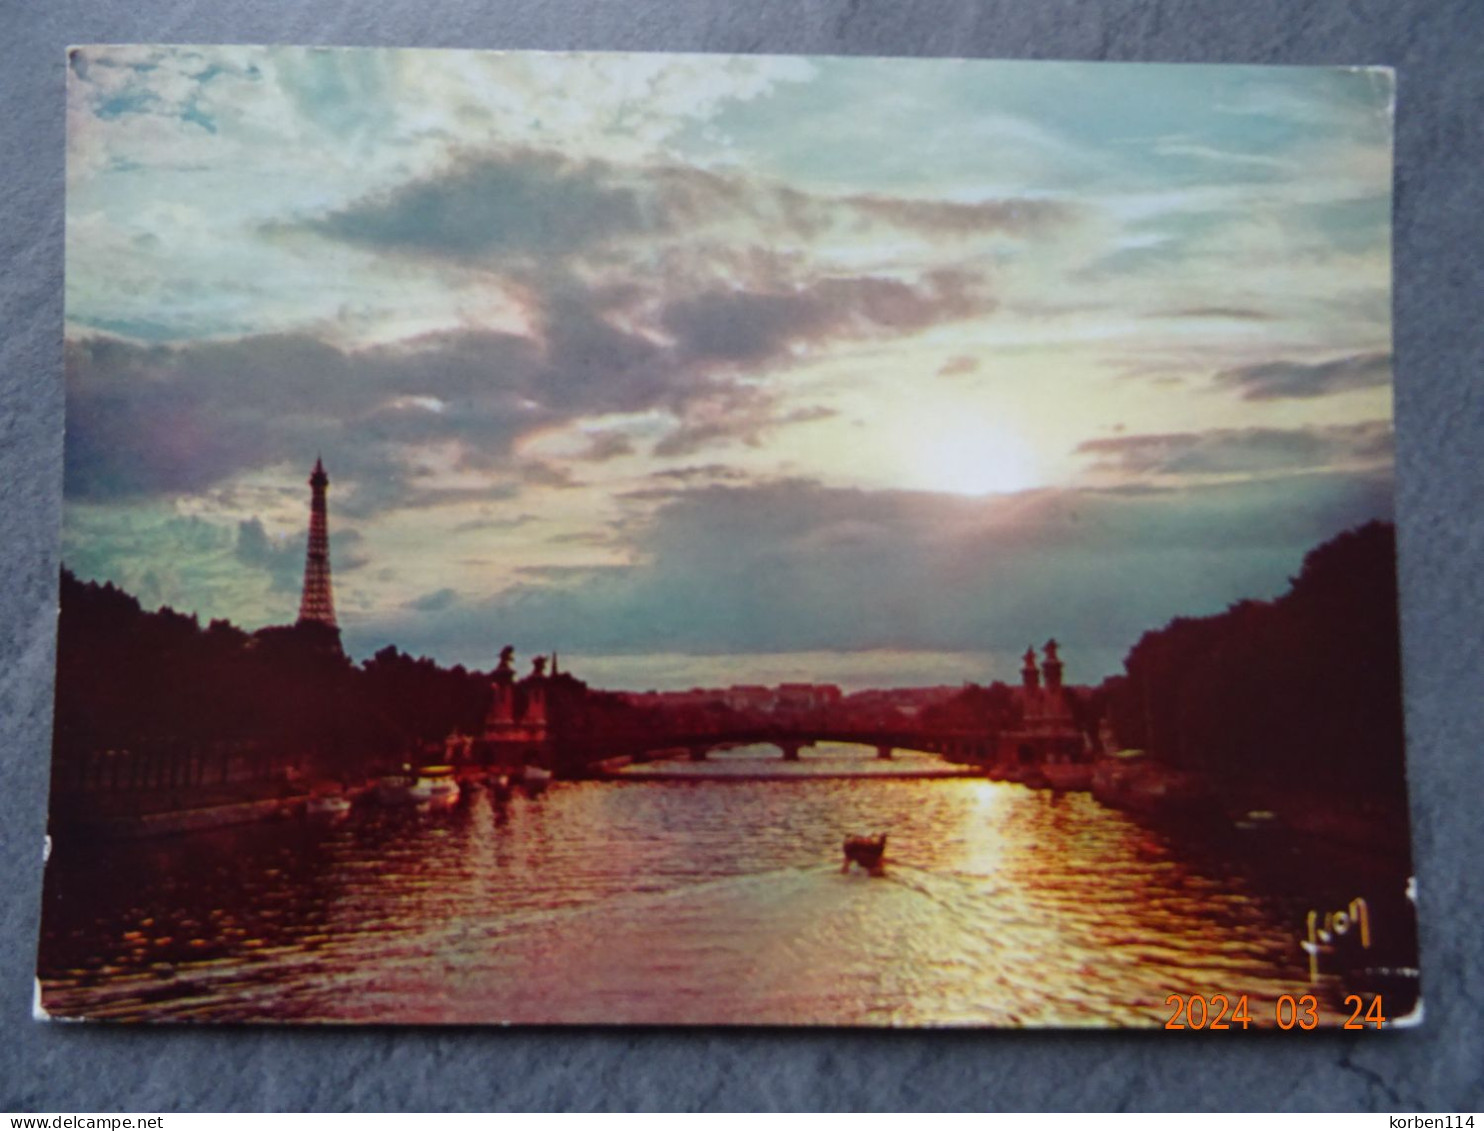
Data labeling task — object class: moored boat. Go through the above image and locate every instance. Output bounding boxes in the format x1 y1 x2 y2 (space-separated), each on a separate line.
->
408 765 460 804
1091 751 1211 819
374 774 416 805
521 764 553 793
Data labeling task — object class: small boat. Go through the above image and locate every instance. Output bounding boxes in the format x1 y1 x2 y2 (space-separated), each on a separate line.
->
374 774 416 805
408 765 460 804
521 764 553 793
1091 753 1210 819
841 833 887 876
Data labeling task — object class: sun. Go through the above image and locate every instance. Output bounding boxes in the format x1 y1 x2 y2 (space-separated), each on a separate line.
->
906 418 1040 496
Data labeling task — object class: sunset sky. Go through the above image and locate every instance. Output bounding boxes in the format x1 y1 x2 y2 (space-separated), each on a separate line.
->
62 47 1395 689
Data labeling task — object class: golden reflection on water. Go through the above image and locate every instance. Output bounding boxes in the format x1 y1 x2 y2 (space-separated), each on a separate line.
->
39 743 1333 1026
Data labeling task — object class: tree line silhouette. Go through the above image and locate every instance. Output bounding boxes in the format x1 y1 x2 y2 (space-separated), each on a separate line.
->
916 521 1407 810
50 569 647 793
1102 520 1407 807
51 520 1408 814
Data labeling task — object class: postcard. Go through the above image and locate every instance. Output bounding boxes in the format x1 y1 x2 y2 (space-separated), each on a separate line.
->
39 46 1415 1027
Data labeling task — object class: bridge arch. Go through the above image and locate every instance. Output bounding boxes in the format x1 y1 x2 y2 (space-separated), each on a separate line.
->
607 729 984 764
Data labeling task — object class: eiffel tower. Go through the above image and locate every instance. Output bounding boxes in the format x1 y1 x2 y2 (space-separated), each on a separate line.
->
296 457 339 632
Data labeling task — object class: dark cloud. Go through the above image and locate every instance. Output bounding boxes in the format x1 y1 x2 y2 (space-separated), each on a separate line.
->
512 564 634 582
663 290 833 365
364 469 1393 674
545 530 619 547
451 514 539 533
405 587 458 612
234 517 367 592
290 146 1072 267
65 310 674 509
520 461 582 490
63 293 864 510
1214 351 1392 400
1075 421 1393 478
1155 306 1275 321
70 144 1038 510
300 149 651 260
234 517 303 592
578 431 636 462
650 464 749 483
651 386 774 459
845 195 1074 236
650 386 837 459
64 334 347 499
662 271 990 366
779 405 837 426
64 330 549 506
68 147 1062 515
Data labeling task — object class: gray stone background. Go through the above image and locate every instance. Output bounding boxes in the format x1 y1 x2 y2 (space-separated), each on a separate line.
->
2 0 1480 1112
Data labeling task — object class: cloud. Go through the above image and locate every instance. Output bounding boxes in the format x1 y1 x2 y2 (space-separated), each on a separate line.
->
578 431 636 462
233 517 367 593
364 469 1394 674
661 270 990 366
545 530 620 547
650 387 835 460
1075 421 1394 479
845 194 1073 236
301 149 653 260
405 587 458 612
63 248 946 510
1154 306 1275 322
451 513 539 533
520 461 582 490
234 517 303 592
649 464 749 483
63 331 532 507
1214 351 1392 400
513 564 634 582
289 144 1075 269
63 308 685 508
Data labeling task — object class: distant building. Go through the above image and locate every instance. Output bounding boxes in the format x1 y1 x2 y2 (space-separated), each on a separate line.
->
840 685 959 721
775 683 843 712
721 685 775 712
617 682 842 714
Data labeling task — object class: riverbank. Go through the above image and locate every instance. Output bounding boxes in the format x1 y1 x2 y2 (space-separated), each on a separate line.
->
48 780 313 840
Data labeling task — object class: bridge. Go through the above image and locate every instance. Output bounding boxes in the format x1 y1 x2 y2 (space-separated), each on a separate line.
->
454 642 1092 778
550 720 1005 772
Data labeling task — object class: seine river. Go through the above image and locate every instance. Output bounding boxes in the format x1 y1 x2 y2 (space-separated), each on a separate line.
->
38 744 1363 1026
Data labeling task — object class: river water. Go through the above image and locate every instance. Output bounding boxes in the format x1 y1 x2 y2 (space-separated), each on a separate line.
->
37 744 1370 1026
